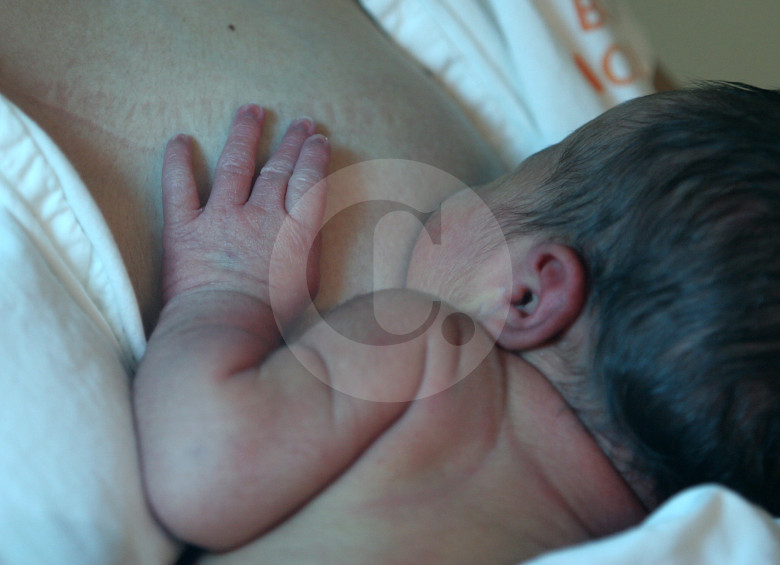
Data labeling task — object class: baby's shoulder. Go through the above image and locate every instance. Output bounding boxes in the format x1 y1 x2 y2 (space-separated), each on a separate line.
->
293 290 569 503
296 289 509 402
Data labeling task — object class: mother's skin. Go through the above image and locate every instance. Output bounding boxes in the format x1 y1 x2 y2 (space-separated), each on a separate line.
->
0 0 504 331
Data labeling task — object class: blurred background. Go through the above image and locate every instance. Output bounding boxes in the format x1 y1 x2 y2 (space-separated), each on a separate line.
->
626 0 780 89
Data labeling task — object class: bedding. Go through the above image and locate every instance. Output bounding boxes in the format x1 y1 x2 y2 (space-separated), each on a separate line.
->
1 2 779 563
359 0 656 166
0 93 178 564
526 485 780 564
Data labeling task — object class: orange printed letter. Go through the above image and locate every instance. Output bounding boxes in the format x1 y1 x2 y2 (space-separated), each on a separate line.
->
574 53 604 93
602 43 638 85
574 0 607 31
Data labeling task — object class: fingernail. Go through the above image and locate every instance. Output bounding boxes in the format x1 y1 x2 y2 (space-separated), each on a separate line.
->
172 133 191 145
239 104 264 121
309 133 329 146
293 116 315 134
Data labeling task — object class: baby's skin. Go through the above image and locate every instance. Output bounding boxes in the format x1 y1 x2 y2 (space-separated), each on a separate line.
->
134 106 645 563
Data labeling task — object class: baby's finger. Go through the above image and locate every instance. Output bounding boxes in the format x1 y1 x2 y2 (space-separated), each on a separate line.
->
249 117 315 210
286 134 330 229
211 104 265 207
162 134 201 224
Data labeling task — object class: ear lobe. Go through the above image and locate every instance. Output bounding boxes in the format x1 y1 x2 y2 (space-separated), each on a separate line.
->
497 244 586 351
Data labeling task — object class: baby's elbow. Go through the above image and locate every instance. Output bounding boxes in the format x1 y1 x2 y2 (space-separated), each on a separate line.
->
140 430 269 551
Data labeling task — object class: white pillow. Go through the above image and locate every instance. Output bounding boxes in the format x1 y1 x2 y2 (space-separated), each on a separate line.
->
526 486 780 564
0 94 177 564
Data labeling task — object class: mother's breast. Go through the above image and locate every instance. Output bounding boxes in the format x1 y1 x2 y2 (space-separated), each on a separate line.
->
0 0 504 331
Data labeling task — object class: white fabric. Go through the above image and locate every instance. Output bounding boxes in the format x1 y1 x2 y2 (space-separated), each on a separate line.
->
1 8 778 564
0 93 177 564
527 485 780 565
359 0 656 167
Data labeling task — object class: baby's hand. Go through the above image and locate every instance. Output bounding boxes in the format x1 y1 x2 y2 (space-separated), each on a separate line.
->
160 105 330 323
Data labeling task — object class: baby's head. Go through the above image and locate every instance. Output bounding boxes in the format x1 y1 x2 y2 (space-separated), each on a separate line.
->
408 82 780 513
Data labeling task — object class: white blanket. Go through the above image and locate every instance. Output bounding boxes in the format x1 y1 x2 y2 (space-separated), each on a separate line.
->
528 485 780 564
0 93 177 564
359 0 656 167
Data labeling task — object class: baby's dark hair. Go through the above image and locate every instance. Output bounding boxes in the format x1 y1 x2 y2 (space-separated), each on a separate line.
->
499 82 780 513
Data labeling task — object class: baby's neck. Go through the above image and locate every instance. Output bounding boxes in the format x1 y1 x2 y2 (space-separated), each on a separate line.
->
499 349 648 539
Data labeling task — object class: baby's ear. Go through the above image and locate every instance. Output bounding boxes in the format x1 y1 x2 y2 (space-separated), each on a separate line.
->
496 243 586 351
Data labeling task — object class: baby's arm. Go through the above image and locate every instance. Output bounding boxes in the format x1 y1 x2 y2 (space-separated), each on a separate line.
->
134 106 338 548
135 108 461 552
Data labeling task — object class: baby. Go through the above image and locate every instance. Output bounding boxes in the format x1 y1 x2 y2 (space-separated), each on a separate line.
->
134 83 780 562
